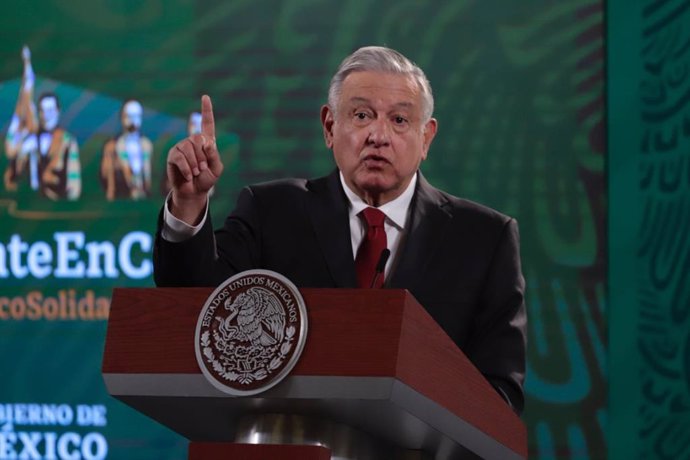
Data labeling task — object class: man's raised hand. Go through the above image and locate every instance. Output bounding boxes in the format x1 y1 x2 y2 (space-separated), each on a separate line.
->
167 95 224 224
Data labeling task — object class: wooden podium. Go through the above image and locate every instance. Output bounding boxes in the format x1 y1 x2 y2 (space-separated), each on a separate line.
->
102 287 526 459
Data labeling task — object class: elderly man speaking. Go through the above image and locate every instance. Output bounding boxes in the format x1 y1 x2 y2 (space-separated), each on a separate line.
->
153 46 527 415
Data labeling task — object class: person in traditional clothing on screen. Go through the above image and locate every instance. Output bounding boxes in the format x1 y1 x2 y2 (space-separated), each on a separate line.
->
100 99 153 200
4 45 81 200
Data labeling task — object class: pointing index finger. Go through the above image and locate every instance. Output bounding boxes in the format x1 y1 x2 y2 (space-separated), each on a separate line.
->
201 94 215 140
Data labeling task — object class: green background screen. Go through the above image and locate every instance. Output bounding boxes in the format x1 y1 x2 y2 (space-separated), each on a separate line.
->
7 0 677 458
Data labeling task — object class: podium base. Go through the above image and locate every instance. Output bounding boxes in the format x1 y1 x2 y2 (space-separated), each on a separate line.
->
189 442 331 460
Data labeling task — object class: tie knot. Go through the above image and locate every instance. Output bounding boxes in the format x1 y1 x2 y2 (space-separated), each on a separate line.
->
361 207 386 228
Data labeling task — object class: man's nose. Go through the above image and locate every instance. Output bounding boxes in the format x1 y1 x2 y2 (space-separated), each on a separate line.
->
366 118 391 147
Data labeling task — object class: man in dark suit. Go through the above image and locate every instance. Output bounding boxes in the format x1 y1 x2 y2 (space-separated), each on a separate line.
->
154 46 526 415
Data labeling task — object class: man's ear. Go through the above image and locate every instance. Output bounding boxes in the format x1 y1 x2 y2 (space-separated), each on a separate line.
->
421 117 438 160
320 105 334 149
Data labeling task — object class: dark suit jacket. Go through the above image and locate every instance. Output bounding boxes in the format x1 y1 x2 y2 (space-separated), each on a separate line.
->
154 170 527 414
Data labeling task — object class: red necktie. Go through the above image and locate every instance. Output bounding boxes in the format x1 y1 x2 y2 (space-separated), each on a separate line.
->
355 207 388 288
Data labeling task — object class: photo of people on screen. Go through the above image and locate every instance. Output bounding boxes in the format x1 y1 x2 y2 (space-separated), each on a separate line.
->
4 46 82 200
100 99 153 200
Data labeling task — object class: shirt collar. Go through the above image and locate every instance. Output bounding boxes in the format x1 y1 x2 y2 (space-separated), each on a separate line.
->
339 171 417 230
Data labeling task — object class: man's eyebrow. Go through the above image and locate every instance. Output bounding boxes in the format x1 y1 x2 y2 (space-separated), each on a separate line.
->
391 101 414 109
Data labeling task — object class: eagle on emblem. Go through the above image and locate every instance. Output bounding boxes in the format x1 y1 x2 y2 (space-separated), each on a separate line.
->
218 287 287 347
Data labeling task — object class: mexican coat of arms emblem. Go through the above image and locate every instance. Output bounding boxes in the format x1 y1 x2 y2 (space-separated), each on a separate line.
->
194 270 308 396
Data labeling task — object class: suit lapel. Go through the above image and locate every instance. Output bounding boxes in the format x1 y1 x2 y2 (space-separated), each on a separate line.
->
307 171 358 287
388 174 452 291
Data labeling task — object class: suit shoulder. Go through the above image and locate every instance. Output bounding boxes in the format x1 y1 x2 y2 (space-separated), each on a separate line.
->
436 189 515 227
242 177 323 210
246 174 334 196
246 177 310 196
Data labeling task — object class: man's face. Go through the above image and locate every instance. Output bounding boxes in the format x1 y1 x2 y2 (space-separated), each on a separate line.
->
321 71 437 206
122 100 143 133
39 96 60 131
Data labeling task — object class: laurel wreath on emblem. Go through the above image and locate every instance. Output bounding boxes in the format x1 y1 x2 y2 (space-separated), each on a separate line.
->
199 286 296 385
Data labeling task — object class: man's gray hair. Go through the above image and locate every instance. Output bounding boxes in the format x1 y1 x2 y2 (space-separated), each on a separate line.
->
327 46 434 122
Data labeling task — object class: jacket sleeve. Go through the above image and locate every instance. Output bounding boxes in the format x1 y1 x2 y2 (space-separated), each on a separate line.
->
153 186 261 287
466 218 527 415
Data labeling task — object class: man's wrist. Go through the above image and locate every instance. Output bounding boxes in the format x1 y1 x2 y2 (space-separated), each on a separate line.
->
169 192 207 226
162 192 208 243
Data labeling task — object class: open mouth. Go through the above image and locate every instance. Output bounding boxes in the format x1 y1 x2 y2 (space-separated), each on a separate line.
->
361 154 390 168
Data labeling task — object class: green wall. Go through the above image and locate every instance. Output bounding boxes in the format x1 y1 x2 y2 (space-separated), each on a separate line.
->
609 1 690 458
